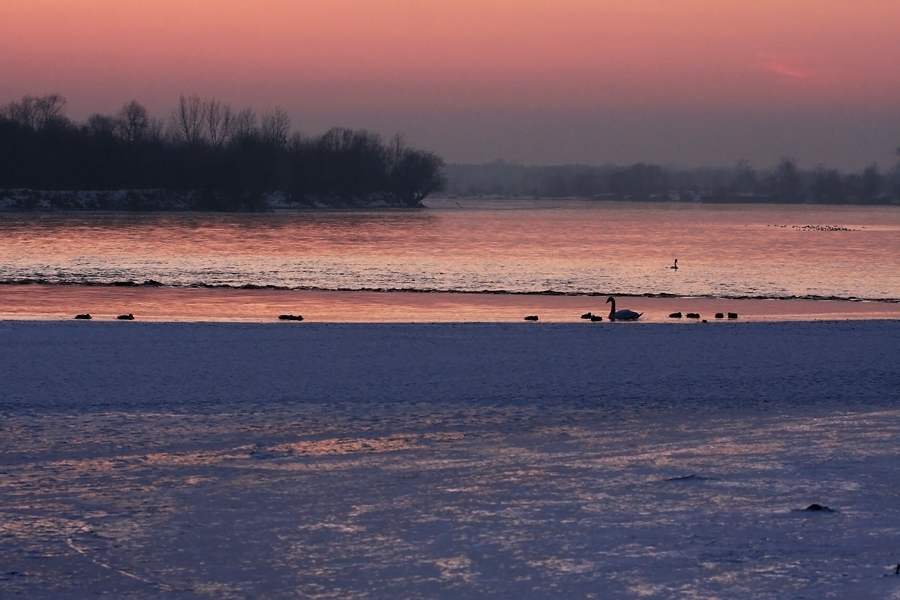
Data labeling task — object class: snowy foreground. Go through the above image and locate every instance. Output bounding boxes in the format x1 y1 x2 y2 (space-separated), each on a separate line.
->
2 321 900 599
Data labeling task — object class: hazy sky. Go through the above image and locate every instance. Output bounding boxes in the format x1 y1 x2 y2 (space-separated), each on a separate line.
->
2 0 898 169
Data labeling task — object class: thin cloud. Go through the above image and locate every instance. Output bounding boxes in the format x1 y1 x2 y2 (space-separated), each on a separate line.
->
755 53 811 79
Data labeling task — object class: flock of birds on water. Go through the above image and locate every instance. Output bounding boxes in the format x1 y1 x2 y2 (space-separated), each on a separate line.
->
769 224 858 232
70 260 739 324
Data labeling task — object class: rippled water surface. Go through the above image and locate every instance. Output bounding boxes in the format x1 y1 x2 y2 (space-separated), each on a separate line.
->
1 200 898 300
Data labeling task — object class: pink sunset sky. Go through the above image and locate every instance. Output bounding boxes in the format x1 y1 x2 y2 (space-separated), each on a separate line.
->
2 0 898 169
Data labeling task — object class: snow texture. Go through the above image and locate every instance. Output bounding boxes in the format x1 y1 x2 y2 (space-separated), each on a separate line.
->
2 321 900 598
0 189 411 212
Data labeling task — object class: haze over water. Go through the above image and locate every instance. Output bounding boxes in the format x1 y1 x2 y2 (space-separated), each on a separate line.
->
1 200 898 302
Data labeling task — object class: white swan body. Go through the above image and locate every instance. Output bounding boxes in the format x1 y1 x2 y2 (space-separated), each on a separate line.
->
606 296 642 321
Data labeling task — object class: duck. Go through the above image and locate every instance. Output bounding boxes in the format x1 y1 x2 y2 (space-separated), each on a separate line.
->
671 259 678 270
606 297 642 321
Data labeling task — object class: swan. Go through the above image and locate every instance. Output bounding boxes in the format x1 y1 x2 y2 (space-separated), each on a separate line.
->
671 259 678 270
606 297 642 321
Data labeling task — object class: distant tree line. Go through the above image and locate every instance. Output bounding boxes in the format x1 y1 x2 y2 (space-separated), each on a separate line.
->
0 94 446 210
445 155 900 205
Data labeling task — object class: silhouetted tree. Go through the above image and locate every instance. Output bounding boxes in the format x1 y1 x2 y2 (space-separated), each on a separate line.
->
119 100 153 143
444 159 898 204
731 159 758 194
204 99 233 147
769 158 803 202
261 108 290 147
1 94 68 130
607 163 667 198
812 167 845 203
853 164 884 202
231 108 258 140
170 94 206 145
543 174 569 197
388 147 446 206
86 114 119 138
34 94 68 129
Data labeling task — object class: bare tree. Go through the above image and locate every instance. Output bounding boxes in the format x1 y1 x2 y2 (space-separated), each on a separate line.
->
1 94 67 130
1 95 37 128
205 98 233 147
118 100 151 143
261 108 290 146
86 113 120 137
231 108 258 140
385 134 407 170
33 94 67 128
147 117 165 142
169 94 206 144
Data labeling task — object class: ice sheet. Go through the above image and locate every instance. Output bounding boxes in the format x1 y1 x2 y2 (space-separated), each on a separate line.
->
2 322 900 598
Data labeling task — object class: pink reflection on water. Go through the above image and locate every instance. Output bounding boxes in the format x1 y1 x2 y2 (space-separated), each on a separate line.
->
1 201 899 299
1 285 898 323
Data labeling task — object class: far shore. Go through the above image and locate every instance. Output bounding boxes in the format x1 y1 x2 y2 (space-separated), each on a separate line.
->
1 284 898 323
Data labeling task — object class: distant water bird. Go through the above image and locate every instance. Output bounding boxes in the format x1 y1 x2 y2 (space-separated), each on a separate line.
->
278 314 304 321
686 313 701 319
728 312 738 319
671 259 678 270
669 312 682 318
74 313 91 320
524 315 539 321
606 297 642 321
590 315 603 322
117 313 134 320
715 313 724 319
804 503 834 512
581 312 593 319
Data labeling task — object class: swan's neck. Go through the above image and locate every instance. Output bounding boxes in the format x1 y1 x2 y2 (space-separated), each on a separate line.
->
608 299 616 319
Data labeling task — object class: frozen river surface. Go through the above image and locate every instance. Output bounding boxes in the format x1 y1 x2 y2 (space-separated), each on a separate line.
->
2 321 900 598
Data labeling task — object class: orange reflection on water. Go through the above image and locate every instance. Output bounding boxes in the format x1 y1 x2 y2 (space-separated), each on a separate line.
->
1 285 898 323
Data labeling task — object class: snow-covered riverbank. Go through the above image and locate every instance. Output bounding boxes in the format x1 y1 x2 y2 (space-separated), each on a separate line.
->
2 322 900 598
0 189 414 212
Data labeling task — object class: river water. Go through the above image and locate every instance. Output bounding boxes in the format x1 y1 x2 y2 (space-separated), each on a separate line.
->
1 199 898 321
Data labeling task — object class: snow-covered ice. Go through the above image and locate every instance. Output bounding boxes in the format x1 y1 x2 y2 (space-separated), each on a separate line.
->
2 321 900 598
